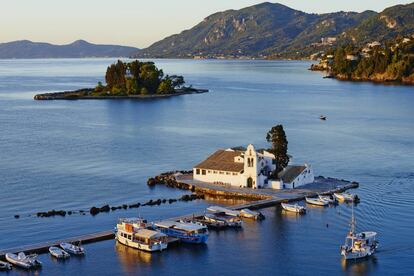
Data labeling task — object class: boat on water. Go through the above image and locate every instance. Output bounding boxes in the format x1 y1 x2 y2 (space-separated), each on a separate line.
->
60 242 85 255
5 252 42 269
154 220 209 243
49 246 70 259
207 206 240 217
240 208 264 220
318 194 336 204
320 115 327 120
334 192 359 202
116 218 168 252
281 202 306 214
200 214 228 229
0 261 12 270
340 205 379 260
206 213 242 228
305 197 329 206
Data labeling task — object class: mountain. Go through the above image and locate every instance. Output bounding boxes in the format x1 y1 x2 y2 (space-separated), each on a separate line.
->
135 2 413 58
342 2 414 43
0 40 139 59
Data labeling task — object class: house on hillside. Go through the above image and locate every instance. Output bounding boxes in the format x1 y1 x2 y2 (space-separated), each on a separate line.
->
193 144 314 189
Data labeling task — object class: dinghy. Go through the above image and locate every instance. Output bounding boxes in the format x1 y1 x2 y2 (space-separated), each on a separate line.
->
281 203 306 214
49 246 70 259
318 194 336 204
240 208 264 220
5 252 42 269
334 192 359 202
60 242 85 255
0 261 12 270
305 197 329 206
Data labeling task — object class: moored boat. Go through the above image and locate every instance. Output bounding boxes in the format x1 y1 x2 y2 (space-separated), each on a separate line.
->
116 218 168 252
340 205 379 260
318 194 336 204
305 197 329 206
240 208 264 220
49 246 70 259
0 260 12 270
60 242 85 255
207 206 240 217
334 192 359 202
154 220 209 243
281 202 306 214
206 213 242 228
5 252 42 269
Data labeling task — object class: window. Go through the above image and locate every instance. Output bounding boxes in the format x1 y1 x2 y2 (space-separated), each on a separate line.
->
202 170 206 175
226 172 230 175
208 170 211 173
214 171 217 174
233 173 237 175
196 169 200 175
219 171 224 174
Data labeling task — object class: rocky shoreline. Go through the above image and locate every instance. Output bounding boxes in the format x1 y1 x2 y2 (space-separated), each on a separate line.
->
33 87 209 100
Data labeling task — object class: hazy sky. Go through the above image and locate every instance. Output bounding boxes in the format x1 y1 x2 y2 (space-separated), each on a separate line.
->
1 0 412 48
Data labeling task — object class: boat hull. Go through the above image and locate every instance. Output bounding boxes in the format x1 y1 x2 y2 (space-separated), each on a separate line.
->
281 203 306 213
116 235 168 252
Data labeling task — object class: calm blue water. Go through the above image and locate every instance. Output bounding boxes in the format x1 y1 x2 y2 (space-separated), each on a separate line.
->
0 59 413 276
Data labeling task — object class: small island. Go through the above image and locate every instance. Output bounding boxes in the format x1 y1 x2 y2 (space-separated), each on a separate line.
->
34 60 208 100
310 35 414 85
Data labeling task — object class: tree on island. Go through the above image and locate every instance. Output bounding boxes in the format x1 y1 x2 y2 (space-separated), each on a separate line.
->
95 60 186 96
266 124 289 178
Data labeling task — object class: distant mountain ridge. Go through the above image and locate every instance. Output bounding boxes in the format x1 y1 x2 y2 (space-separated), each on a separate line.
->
0 40 139 59
135 2 414 58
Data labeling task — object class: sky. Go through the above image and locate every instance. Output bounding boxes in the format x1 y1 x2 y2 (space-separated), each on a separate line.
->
1 0 412 48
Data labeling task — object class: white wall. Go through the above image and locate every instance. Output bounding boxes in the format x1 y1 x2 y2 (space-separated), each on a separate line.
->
193 168 243 187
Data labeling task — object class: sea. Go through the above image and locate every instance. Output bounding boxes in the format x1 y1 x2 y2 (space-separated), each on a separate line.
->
0 59 413 276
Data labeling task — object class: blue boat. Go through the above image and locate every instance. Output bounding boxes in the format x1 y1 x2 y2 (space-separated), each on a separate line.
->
154 220 209 244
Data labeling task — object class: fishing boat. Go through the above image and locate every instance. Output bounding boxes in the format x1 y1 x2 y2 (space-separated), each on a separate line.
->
5 252 42 269
207 206 240 217
305 197 329 206
60 242 85 255
116 218 168 252
154 220 209 243
318 194 336 204
201 214 228 228
206 213 242 228
240 208 264 220
49 246 70 259
0 261 12 270
340 205 379 260
281 202 306 214
334 192 359 202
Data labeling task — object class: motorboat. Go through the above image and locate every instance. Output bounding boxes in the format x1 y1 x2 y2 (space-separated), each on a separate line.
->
207 206 240 217
320 115 327 120
5 252 42 269
116 218 168 252
60 242 85 255
334 192 359 202
0 261 12 270
154 220 209 243
340 205 378 260
240 208 264 220
202 214 228 228
318 194 336 204
305 197 329 206
206 213 242 228
281 202 306 214
49 246 70 259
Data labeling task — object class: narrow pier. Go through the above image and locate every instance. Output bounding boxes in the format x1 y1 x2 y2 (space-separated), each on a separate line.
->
0 176 357 260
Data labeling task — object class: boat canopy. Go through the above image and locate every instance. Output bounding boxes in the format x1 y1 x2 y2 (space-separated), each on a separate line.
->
207 206 240 216
155 220 206 231
134 229 166 239
118 217 147 224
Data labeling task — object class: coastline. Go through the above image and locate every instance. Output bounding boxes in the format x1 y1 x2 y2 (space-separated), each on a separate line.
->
33 88 209 100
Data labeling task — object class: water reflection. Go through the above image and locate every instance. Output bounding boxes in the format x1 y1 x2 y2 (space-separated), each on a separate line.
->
341 256 378 275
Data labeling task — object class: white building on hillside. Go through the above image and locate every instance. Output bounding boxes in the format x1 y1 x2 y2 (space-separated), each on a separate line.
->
193 144 314 189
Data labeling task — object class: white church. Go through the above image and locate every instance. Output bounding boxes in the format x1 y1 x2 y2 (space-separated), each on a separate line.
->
193 144 314 190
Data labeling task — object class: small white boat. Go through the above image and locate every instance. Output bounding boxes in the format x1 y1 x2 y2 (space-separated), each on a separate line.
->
0 261 12 270
340 205 379 260
334 192 359 202
49 246 70 259
281 203 306 214
5 252 42 269
318 194 336 204
240 208 264 220
305 197 329 206
60 242 85 255
207 206 240 217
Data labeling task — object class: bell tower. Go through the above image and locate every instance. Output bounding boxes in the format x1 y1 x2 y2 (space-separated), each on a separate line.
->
243 144 258 188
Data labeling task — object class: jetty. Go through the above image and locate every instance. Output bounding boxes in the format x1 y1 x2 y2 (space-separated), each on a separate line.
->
0 175 357 260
